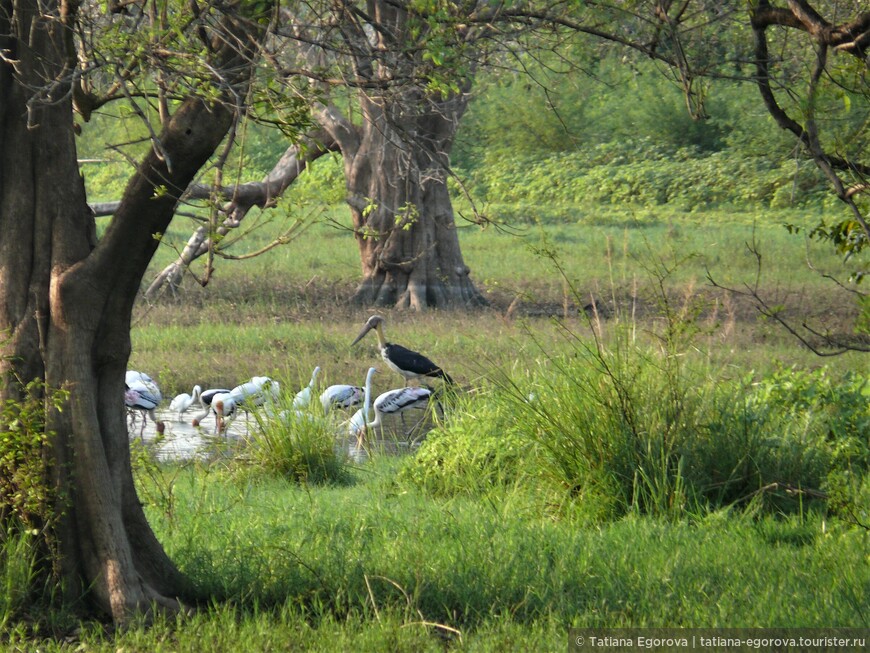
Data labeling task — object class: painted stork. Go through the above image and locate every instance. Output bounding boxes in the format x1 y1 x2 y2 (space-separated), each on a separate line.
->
190 387 232 428
320 383 365 413
347 368 435 446
347 367 378 446
124 371 165 437
371 385 434 437
169 385 202 422
213 376 280 434
350 315 453 386
292 366 321 410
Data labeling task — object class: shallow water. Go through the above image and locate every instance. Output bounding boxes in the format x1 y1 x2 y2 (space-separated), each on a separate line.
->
128 407 430 463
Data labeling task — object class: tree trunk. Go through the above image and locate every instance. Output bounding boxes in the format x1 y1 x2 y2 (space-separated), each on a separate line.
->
324 91 487 310
0 0 261 622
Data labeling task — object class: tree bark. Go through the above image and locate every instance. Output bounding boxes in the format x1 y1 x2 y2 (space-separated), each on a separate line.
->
0 0 267 622
320 91 486 309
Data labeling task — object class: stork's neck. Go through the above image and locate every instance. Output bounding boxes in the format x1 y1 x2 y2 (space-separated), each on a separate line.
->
374 323 388 349
363 368 376 421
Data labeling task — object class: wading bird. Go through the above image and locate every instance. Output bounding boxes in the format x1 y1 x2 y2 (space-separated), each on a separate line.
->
347 367 378 446
124 371 165 437
350 315 453 386
371 385 434 436
320 383 365 414
292 366 321 410
347 368 435 446
214 376 280 434
169 385 202 422
190 387 232 428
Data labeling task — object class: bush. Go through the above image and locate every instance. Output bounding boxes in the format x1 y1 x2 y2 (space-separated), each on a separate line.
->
458 142 831 217
398 247 868 523
242 400 352 486
402 341 868 523
396 386 538 498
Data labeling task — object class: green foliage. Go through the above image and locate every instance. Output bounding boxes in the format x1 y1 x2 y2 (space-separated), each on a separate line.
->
461 142 831 214
396 386 538 498
0 376 68 631
398 246 867 522
454 54 792 168
402 335 869 523
288 153 345 206
739 367 870 523
0 379 67 527
243 399 351 486
0 528 40 634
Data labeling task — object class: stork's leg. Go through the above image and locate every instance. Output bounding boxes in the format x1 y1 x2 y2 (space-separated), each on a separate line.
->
403 411 425 438
223 412 239 438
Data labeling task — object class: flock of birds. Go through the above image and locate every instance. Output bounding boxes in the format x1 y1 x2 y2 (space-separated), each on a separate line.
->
124 315 455 446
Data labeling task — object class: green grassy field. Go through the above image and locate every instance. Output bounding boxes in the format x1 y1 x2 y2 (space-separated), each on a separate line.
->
131 203 864 392
4 203 868 650
5 459 867 651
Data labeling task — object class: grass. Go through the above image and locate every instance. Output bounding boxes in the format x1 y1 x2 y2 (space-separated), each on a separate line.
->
7 458 866 651
145 462 867 629
4 203 867 650
131 202 864 400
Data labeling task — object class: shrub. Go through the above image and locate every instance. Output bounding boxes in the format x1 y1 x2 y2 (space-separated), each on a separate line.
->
399 248 868 522
396 386 538 499
242 399 352 486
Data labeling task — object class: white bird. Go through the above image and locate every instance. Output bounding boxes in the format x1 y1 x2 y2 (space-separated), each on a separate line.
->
347 369 434 446
124 371 164 437
347 367 378 445
320 383 365 414
169 385 202 422
214 376 280 434
371 385 433 436
190 387 231 428
292 366 321 410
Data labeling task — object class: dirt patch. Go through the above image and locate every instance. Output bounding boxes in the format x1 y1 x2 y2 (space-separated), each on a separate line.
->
137 275 866 353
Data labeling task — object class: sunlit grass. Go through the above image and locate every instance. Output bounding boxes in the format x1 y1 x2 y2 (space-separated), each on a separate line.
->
142 462 868 629
145 203 848 299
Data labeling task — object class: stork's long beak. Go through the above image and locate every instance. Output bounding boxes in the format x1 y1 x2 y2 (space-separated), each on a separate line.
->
351 322 374 346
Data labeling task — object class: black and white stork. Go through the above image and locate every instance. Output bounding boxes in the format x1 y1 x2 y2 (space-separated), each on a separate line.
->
347 367 435 446
169 385 202 422
371 385 434 437
320 382 365 414
124 370 165 437
350 315 453 386
190 387 232 428
213 376 280 434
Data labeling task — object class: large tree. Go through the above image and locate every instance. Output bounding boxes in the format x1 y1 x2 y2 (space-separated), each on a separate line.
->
146 0 594 308
138 2 868 315
145 0 504 308
0 0 273 621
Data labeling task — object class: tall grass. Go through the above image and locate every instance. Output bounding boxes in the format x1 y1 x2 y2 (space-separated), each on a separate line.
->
398 248 869 523
0 528 39 632
242 395 352 486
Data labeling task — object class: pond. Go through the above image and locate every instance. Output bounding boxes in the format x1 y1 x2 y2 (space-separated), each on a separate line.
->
128 407 430 464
